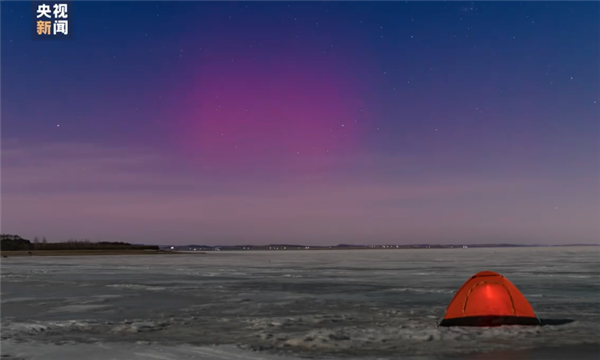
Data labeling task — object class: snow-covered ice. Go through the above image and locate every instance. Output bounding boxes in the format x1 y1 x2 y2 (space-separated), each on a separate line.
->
1 247 599 359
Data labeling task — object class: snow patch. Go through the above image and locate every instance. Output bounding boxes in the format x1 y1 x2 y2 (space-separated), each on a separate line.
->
106 284 166 291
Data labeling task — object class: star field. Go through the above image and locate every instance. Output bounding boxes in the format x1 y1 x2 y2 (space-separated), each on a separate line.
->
1 1 598 245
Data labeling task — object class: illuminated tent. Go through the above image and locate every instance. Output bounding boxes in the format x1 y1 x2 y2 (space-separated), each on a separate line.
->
438 271 541 327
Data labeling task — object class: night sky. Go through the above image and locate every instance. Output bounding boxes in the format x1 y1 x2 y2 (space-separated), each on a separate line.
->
2 1 599 245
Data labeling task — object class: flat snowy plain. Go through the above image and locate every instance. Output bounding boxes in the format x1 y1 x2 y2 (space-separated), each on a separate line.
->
1 247 599 360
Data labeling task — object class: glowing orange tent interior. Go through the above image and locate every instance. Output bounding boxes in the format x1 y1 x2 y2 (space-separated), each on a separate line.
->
438 270 541 327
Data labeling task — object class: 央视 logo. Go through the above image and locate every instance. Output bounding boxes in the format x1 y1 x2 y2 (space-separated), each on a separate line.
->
33 2 72 40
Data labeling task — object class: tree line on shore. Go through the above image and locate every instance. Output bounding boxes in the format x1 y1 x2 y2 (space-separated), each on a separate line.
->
0 234 159 251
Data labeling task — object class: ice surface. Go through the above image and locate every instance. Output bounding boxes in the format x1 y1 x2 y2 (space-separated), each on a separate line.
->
1 247 599 359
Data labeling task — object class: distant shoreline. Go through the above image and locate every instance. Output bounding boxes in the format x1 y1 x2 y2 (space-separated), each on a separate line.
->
2 245 597 257
165 244 599 252
1 250 205 257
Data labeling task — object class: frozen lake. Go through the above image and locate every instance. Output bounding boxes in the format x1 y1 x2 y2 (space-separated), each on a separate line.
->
1 247 599 360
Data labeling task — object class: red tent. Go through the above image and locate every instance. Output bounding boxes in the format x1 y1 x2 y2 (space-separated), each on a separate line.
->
439 271 541 327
